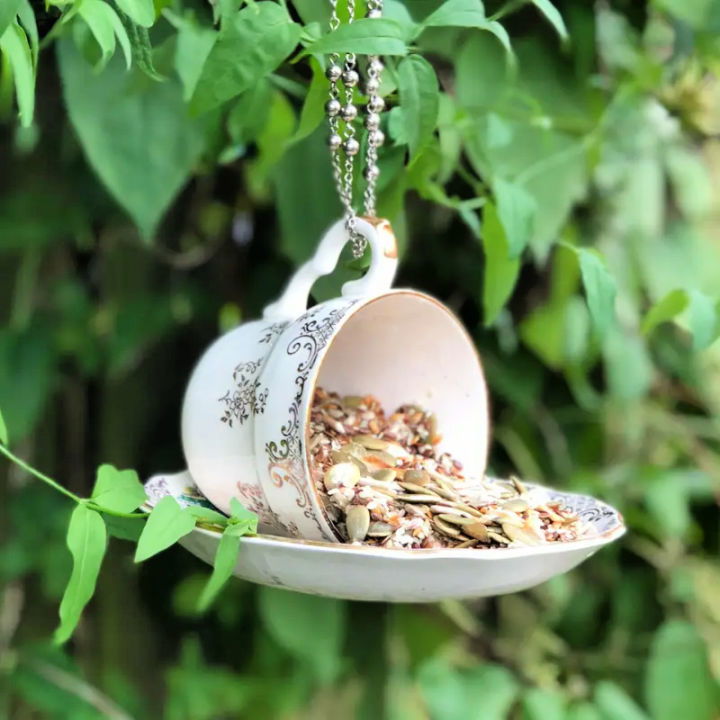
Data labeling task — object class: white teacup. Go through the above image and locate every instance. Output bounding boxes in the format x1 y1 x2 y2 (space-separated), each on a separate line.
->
181 218 490 541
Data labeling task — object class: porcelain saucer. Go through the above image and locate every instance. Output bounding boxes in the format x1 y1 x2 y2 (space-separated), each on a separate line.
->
143 471 625 603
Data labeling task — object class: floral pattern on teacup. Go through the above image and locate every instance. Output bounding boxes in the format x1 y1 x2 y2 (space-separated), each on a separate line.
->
264 301 358 539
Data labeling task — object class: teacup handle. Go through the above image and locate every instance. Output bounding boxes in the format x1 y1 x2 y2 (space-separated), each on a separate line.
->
262 217 398 321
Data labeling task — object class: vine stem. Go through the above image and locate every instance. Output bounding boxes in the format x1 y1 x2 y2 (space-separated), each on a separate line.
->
0 444 148 519
0 443 82 503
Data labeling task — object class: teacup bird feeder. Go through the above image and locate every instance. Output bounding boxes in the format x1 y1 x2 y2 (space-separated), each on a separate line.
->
145 219 625 603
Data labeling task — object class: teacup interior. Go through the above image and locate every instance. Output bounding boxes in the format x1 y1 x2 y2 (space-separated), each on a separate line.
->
314 291 489 479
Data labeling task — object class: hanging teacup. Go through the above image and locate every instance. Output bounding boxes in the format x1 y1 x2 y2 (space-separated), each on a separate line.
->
181 217 490 540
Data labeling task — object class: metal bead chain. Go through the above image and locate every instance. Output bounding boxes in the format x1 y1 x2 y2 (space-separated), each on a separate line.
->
325 0 385 257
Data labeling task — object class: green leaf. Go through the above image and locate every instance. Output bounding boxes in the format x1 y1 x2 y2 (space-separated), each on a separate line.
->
258 587 346 683
645 621 719 720
104 515 145 541
191 3 300 113
529 0 569 42
418 659 519 720
603 327 653 401
0 21 35 127
228 497 258 533
227 79 273 145
493 177 536 257
292 58 327 143
114 0 154 28
420 0 513 58
481 201 520 325
187 505 230 526
304 18 408 56
576 248 616 340
54 505 107 644
643 472 691 540
114 5 162 79
595 681 650 720
135 496 195 562
196 528 241 612
686 290 719 350
17 0 38 65
0 0 22 38
0 407 7 445
58 37 206 239
642 289 689 335
422 0 486 28
397 55 439 159
0 326 54 442
523 688 567 720
91 464 146 514
567 703 602 720
77 0 131 70
165 9 216 100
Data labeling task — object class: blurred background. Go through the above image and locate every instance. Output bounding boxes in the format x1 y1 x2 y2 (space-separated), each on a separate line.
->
1 0 719 718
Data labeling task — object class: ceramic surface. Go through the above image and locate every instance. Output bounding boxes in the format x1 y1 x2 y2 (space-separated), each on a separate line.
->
181 217 489 540
144 471 626 603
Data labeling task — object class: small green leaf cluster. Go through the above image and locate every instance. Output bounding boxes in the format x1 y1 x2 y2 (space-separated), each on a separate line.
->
0 408 257 643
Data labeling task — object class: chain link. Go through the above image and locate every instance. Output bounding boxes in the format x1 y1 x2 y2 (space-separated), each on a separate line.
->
325 0 385 257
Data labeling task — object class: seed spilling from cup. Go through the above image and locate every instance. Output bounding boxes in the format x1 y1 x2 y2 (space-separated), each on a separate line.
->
309 388 592 549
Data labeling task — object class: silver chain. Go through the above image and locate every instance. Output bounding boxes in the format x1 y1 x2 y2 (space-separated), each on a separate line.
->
325 0 385 257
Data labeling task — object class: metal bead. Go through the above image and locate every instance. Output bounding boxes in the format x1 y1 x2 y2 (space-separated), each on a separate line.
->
367 95 385 113
325 99 341 117
365 112 381 130
326 64 342 82
342 69 360 87
364 164 380 181
328 133 342 150
365 77 380 94
341 103 358 122
369 59 384 74
367 8 382 18
369 129 385 147
343 138 360 156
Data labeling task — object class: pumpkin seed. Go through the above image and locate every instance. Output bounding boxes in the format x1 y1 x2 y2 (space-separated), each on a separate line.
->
399 481 439 495
345 505 371 541
367 521 393 537
432 517 461 537
401 494 444 504
402 469 431 486
355 434 390 450
502 498 529 512
342 395 365 408
437 513 475 526
463 521 490 541
371 468 396 482
502 523 542 546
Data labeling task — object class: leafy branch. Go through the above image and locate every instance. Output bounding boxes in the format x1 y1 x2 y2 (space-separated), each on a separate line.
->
0 406 257 643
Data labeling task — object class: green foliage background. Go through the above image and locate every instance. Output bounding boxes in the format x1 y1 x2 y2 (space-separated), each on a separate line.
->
1 0 720 717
